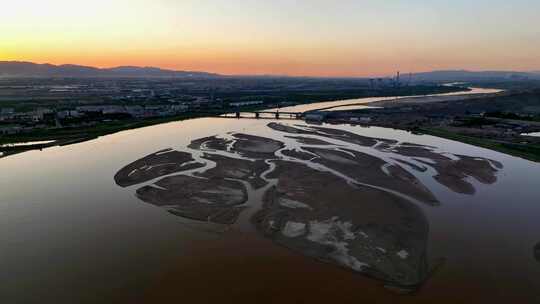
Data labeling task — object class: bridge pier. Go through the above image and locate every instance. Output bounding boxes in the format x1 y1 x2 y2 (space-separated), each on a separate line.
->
228 111 302 120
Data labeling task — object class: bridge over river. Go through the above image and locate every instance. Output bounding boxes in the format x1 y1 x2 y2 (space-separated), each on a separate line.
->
222 110 306 120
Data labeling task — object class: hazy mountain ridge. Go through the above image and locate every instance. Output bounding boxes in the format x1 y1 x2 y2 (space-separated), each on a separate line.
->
0 61 220 78
1 61 539 80
411 70 540 81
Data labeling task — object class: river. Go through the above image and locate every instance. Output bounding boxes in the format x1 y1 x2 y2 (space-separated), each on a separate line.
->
0 88 538 304
272 87 502 113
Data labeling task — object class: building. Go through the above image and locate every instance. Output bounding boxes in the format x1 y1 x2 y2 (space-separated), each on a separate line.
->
28 108 53 122
125 106 145 118
359 117 372 123
304 111 328 121
350 116 372 123
1 108 15 115
229 100 264 107
77 106 104 114
171 104 189 113
57 110 82 119
102 105 126 115
0 125 23 135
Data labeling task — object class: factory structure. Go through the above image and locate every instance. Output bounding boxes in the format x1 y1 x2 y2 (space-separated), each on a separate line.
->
369 71 413 89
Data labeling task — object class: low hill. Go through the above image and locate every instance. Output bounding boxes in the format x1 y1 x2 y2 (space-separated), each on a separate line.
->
0 61 220 78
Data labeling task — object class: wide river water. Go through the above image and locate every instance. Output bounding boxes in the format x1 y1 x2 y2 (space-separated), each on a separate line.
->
273 87 502 112
1 89 539 303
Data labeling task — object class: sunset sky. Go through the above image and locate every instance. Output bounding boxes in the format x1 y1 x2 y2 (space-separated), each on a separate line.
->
1 0 539 77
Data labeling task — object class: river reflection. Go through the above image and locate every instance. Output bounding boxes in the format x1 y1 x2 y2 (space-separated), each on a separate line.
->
2 116 540 303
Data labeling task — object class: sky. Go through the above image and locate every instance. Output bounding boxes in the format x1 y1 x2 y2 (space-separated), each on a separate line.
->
1 0 539 77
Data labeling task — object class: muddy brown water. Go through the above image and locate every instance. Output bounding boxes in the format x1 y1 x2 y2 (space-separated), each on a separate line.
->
0 115 539 303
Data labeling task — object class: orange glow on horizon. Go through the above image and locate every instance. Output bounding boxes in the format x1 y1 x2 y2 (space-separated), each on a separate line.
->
1 0 539 77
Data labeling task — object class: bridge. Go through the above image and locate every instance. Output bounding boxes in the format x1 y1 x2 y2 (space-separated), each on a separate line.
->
227 111 304 120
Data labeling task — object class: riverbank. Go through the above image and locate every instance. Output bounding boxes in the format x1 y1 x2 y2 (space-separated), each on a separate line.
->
323 90 540 163
419 128 540 163
317 87 503 112
366 88 503 107
0 85 466 158
0 111 223 158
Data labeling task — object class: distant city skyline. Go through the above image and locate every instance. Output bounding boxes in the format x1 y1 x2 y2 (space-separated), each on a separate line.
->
1 0 539 77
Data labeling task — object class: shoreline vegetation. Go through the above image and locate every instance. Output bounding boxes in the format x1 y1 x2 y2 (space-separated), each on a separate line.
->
4 84 540 163
352 89 540 163
0 85 463 157
419 128 540 163
0 112 218 157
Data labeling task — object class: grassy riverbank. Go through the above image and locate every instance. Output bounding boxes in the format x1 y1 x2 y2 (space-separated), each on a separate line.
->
0 112 220 145
0 85 468 158
420 128 540 163
0 112 230 158
1 85 465 144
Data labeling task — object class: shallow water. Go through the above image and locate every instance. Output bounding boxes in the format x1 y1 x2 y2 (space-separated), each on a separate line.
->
0 140 55 147
271 87 502 113
0 101 539 303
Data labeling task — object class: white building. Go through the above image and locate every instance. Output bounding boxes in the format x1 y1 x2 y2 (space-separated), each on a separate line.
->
304 112 327 121
57 110 82 119
229 100 264 107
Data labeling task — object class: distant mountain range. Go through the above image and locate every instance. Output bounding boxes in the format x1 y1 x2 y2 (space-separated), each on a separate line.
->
0 61 220 78
1 61 539 81
411 70 540 81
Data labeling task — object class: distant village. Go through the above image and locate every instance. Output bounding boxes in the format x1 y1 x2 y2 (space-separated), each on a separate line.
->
0 72 443 136
0 92 265 136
